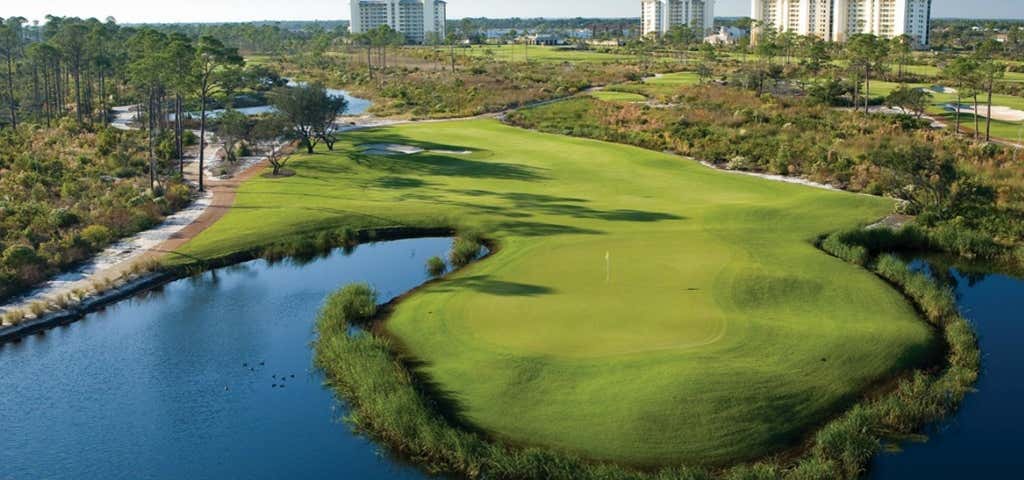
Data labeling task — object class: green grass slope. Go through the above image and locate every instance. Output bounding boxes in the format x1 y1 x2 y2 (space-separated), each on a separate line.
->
590 90 648 102
178 119 936 467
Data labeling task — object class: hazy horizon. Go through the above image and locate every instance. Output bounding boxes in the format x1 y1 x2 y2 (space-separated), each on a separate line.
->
3 0 1022 25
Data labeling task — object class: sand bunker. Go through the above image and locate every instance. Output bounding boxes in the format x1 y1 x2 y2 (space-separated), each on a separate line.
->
361 143 471 156
929 85 957 94
945 104 1024 122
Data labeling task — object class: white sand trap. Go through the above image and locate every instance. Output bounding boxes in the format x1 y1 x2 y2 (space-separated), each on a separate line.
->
431 149 473 155
361 143 472 156
930 85 957 94
362 143 425 155
699 161 839 191
946 104 1024 122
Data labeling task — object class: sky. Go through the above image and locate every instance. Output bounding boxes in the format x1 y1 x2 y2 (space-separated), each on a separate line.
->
3 0 1021 25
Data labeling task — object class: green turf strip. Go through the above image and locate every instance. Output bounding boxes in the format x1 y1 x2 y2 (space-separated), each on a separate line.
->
178 119 936 466
590 90 648 102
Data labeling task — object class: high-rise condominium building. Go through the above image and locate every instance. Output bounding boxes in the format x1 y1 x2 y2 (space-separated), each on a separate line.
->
349 0 446 44
641 0 716 37
834 0 931 45
751 0 836 41
751 0 931 46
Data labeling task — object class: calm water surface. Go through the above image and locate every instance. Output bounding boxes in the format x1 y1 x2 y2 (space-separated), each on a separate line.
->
176 86 371 120
0 239 445 480
6 242 1021 479
873 260 1024 477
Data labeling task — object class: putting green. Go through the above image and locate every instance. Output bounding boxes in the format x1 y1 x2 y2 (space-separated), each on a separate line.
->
179 119 935 466
590 90 647 103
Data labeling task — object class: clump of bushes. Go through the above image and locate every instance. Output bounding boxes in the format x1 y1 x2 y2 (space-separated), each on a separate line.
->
449 230 485 268
426 256 447 278
821 234 869 266
317 283 378 336
0 125 192 304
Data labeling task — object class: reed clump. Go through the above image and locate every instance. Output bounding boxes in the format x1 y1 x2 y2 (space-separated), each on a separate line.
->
426 257 447 278
450 229 485 268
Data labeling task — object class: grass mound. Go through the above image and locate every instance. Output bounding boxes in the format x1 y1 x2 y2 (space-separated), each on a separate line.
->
178 119 936 467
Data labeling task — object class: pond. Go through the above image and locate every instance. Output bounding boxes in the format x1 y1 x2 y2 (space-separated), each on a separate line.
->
175 85 372 120
0 238 445 480
872 259 1024 477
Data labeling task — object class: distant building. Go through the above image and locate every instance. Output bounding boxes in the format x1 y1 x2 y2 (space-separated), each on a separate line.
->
641 0 716 37
568 29 594 40
705 26 748 45
525 34 564 46
751 0 932 46
751 0 836 41
349 0 446 44
834 0 931 46
485 28 516 41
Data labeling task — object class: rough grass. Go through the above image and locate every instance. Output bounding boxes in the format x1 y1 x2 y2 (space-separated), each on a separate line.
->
177 119 935 467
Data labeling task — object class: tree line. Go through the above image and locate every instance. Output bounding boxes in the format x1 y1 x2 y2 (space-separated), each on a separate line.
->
0 16 260 192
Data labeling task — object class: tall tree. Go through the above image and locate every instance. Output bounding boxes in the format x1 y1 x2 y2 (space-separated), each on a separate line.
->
269 82 347 154
54 20 89 123
975 40 1006 143
128 28 170 192
193 35 243 191
891 35 913 82
0 17 26 129
941 57 978 137
165 35 196 175
847 34 889 114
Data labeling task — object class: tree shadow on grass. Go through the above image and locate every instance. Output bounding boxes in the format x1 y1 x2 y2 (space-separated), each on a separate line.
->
373 176 435 189
445 189 686 224
346 133 545 182
495 221 604 237
360 152 546 182
432 275 556 297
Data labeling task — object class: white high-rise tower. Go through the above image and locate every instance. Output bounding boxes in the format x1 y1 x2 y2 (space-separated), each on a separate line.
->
751 0 931 46
641 0 716 37
349 0 447 44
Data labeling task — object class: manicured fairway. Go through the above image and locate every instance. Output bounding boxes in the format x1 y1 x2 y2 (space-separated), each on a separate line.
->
610 71 702 98
645 71 701 86
590 90 647 102
179 120 936 466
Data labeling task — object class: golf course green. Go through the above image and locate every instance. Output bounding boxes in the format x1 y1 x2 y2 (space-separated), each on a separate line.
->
590 90 648 102
178 119 936 467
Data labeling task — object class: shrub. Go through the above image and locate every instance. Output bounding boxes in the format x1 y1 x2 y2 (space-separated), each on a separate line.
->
821 233 869 266
2 244 42 269
784 457 841 480
450 230 486 268
80 225 114 249
317 283 378 335
426 256 447 278
337 227 358 247
811 406 880 479
449 238 482 268
182 129 198 146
